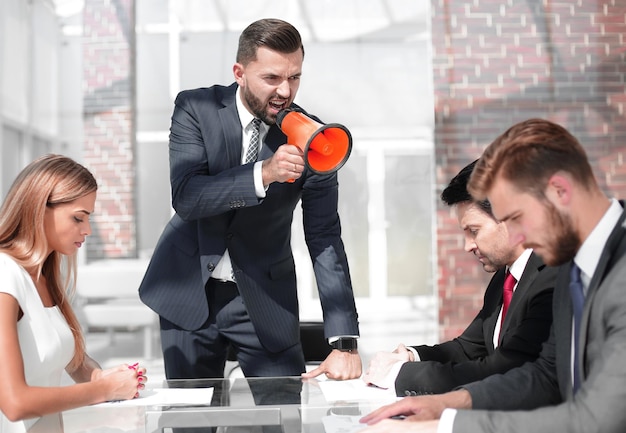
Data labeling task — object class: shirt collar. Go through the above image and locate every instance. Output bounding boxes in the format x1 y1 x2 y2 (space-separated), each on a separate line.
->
235 87 253 127
574 198 623 284
508 248 533 282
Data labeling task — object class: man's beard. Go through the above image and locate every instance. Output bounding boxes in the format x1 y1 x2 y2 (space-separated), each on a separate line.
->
544 201 581 266
242 87 275 125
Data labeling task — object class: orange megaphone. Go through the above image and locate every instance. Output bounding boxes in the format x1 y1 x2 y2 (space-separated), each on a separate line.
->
276 108 352 175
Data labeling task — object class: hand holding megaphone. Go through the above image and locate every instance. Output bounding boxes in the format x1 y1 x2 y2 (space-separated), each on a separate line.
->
260 143 306 185
276 109 353 182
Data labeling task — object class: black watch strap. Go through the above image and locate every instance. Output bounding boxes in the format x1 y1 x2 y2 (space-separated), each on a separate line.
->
330 338 358 352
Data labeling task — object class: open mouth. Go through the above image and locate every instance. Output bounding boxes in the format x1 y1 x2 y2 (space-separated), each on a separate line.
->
269 99 287 113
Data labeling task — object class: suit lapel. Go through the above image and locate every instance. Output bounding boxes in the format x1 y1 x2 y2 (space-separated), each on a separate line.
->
215 84 242 170
576 204 626 387
484 268 506 348
585 209 626 296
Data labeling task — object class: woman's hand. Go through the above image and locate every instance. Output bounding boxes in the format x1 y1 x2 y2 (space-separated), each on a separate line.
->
92 363 148 401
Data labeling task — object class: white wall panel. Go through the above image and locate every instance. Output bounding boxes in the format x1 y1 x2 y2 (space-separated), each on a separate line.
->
1 0 30 124
32 1 60 135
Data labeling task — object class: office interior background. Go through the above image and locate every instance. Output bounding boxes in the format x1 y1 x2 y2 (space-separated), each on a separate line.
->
1 0 625 369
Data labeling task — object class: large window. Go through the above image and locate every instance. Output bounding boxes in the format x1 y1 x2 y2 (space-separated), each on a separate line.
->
0 0 58 197
135 1 435 312
1 0 439 353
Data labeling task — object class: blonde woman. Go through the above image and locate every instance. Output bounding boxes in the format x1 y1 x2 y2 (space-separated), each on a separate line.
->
0 155 147 433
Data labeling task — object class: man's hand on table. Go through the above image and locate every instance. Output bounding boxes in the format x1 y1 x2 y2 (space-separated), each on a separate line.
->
301 349 362 380
362 343 412 388
359 389 472 424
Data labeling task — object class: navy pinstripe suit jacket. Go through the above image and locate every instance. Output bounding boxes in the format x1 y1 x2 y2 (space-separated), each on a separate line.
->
138 83 359 353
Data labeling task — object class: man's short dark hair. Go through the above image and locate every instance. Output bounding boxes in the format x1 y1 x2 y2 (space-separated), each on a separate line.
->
237 18 304 65
441 159 493 217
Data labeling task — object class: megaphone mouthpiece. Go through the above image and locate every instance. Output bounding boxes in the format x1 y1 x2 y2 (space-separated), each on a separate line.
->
275 108 293 127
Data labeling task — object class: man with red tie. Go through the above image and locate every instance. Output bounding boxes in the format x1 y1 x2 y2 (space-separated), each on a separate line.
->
363 160 558 396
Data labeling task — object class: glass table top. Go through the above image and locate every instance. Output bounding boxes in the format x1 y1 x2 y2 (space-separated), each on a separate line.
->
28 376 397 433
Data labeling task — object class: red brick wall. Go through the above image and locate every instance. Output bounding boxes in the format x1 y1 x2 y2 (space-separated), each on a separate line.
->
432 0 626 340
82 0 136 260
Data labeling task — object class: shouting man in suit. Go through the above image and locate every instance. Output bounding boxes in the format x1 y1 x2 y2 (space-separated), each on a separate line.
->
363 160 556 395
360 118 626 433
139 18 361 380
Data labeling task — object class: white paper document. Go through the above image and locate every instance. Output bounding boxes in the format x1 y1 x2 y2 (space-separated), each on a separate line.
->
94 387 214 407
318 379 397 402
322 415 367 433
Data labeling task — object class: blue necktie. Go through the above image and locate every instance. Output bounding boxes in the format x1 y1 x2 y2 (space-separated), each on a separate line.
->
569 262 584 393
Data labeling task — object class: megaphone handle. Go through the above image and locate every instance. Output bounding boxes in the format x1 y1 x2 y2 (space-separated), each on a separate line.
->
286 141 300 183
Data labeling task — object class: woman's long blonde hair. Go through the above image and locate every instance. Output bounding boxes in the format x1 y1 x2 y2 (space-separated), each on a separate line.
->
0 154 97 371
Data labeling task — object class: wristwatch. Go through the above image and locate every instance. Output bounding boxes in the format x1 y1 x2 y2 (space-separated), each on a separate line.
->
330 338 358 352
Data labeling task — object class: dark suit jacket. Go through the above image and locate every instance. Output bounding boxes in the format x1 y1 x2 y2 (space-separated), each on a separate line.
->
395 252 556 396
458 205 626 432
138 83 359 353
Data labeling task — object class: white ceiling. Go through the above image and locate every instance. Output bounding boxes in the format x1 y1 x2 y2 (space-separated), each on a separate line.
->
54 0 430 43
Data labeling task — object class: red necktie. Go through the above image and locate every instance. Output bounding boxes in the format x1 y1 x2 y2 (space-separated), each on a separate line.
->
501 270 516 329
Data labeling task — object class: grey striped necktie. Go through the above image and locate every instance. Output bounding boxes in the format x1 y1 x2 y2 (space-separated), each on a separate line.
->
244 118 262 163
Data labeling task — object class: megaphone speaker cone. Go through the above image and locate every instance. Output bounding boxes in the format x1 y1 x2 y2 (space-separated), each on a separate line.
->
306 125 352 174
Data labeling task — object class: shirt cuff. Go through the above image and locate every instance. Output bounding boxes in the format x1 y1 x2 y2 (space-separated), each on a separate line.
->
382 360 405 390
438 408 457 433
253 161 266 198
407 346 420 361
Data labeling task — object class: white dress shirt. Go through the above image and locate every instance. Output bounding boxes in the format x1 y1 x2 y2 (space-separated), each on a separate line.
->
211 88 268 281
